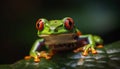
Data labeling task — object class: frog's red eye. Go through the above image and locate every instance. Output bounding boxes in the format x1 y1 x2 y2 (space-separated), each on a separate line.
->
64 17 74 30
36 19 44 31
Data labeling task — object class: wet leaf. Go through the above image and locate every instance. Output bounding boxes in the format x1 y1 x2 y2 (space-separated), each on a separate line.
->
0 41 120 69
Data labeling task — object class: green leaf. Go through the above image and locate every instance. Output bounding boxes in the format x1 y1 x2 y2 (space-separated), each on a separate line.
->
0 41 120 69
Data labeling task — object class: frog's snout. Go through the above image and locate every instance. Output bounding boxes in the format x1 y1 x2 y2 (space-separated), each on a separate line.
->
50 27 55 31
49 27 58 33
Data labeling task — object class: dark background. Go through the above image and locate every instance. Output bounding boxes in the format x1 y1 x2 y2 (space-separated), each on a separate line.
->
0 0 119 64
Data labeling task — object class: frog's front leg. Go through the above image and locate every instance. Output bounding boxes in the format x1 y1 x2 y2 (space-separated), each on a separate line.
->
81 35 104 56
25 38 55 62
81 34 97 56
74 34 103 56
25 39 45 62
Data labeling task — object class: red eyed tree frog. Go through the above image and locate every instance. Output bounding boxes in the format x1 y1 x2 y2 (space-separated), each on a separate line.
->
25 17 103 62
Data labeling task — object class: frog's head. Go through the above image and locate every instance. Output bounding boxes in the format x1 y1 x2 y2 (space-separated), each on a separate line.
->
36 17 76 36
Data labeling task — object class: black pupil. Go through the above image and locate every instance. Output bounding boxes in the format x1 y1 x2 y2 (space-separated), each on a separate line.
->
68 21 72 27
37 22 40 28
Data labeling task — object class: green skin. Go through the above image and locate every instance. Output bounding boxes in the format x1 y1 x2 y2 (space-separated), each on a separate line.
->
29 17 103 61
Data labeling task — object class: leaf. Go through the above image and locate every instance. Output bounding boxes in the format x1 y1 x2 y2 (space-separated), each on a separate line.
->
0 41 120 69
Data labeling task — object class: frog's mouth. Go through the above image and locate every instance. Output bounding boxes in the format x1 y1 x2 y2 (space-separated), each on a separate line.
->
38 33 77 45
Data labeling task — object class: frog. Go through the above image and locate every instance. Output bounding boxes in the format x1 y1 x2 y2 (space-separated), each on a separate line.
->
25 17 103 62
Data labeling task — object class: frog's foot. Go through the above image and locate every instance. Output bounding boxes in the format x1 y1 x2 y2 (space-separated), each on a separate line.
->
73 47 83 53
82 44 97 56
96 44 104 48
24 55 40 62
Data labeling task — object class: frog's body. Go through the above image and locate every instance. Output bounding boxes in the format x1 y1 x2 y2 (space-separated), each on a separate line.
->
25 17 103 62
40 33 77 51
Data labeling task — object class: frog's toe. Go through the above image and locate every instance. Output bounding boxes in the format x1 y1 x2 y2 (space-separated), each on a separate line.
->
73 49 79 53
45 55 52 59
82 51 88 56
24 56 31 60
73 47 83 53
39 51 52 59
92 49 97 54
34 57 40 62
96 45 104 48
73 49 80 53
